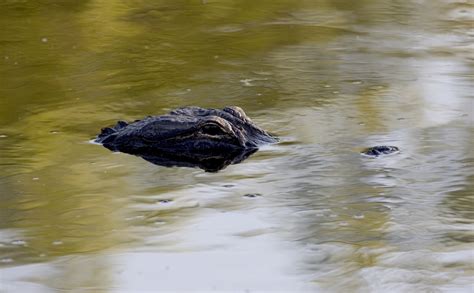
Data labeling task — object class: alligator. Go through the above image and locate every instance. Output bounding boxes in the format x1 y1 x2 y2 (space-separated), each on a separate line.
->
361 145 399 157
95 106 277 171
95 106 399 170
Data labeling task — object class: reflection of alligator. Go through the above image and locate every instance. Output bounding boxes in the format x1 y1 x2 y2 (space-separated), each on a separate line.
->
362 145 399 157
95 106 277 171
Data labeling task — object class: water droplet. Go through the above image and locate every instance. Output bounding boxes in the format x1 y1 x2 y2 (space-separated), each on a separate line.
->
354 214 365 219
0 135 7 138
11 240 27 246
351 80 362 84
41 37 48 43
32 177 39 181
4 56 9 60
240 79 253 86
1 258 13 263
125 215 145 221
52 240 63 246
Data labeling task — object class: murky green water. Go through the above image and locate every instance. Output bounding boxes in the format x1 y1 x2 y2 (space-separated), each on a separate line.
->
1 0 473 292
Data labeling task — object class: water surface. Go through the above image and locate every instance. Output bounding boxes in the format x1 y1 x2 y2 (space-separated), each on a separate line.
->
0 0 473 292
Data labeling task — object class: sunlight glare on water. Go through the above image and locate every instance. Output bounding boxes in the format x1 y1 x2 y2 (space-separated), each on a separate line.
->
0 0 473 292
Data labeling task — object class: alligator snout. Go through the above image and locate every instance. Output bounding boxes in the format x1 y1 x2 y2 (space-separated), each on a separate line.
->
362 145 400 157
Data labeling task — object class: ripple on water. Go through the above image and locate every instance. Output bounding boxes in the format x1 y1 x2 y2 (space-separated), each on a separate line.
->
360 247 474 292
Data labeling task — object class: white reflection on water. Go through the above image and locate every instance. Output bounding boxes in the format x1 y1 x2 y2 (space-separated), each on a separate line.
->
110 211 314 292
0 203 317 292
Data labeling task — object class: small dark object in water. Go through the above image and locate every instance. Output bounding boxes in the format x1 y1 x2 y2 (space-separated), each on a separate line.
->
158 199 173 204
95 106 277 172
362 145 399 157
243 193 262 198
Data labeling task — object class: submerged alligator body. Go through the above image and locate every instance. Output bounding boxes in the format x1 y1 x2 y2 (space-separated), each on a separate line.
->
361 145 399 157
95 106 277 171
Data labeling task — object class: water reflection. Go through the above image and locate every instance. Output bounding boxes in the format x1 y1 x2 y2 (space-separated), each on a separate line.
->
140 147 257 172
0 0 473 292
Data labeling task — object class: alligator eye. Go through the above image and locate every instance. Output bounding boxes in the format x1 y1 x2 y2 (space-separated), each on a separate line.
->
201 124 226 136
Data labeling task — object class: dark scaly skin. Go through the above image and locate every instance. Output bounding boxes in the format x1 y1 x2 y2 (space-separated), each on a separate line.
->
95 106 277 171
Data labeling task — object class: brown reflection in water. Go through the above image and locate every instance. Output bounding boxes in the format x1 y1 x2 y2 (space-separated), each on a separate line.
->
0 116 130 263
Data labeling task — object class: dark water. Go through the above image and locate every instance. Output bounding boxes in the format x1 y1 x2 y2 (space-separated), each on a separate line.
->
0 0 473 292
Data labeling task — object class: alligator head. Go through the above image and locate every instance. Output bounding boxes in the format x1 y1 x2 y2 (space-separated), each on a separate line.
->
95 106 277 171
